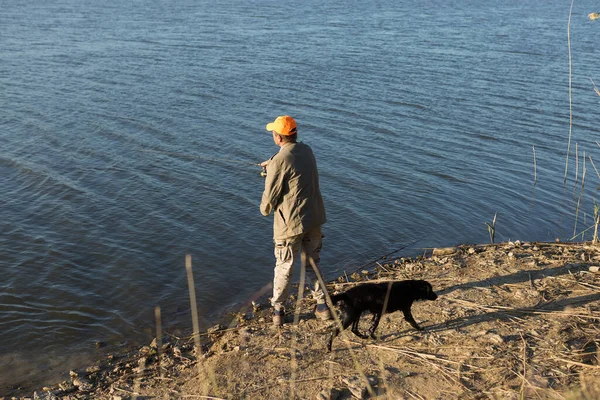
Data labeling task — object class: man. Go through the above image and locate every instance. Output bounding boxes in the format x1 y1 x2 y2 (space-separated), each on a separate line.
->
260 115 331 326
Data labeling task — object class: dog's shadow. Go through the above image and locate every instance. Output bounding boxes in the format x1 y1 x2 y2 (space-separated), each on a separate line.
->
438 261 588 297
426 292 600 332
347 290 600 343
365 262 598 339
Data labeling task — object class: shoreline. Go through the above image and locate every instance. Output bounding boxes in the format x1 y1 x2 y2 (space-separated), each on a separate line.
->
5 241 600 399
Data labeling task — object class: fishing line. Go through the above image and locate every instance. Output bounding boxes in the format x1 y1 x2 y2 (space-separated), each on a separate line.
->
344 237 423 276
138 148 262 168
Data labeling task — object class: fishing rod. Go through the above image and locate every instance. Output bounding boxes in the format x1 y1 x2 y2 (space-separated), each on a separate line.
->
348 238 423 275
139 148 261 166
138 148 268 176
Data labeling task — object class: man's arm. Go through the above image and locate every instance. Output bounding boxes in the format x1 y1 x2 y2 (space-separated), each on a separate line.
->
260 158 285 216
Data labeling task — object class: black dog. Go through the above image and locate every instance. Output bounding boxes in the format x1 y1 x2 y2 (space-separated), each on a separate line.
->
327 280 437 351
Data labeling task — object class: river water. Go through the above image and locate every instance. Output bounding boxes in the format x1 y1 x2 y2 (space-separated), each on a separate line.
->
1 0 598 393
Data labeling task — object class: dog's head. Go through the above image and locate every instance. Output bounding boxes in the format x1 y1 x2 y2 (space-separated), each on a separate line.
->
416 280 438 301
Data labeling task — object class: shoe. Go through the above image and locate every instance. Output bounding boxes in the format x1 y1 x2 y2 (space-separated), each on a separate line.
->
273 309 285 327
315 303 331 320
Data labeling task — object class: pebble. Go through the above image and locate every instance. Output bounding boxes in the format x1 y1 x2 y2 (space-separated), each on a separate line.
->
432 247 456 256
85 366 100 374
33 392 57 400
57 381 75 392
208 324 223 334
342 375 378 399
72 376 93 391
315 388 340 400
487 333 505 344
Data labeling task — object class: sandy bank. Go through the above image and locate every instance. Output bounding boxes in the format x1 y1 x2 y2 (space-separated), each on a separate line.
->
8 241 600 399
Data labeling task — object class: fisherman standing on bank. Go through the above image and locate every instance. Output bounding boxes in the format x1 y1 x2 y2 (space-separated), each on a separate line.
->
260 115 331 326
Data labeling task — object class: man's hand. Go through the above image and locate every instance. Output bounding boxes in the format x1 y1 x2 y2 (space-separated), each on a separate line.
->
260 161 270 177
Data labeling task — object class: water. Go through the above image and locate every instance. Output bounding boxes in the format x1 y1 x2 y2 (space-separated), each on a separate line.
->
1 0 598 393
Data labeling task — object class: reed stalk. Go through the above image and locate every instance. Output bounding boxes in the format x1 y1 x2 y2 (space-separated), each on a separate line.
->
573 152 587 238
185 254 203 376
289 249 308 399
532 145 537 185
375 282 393 342
591 77 600 96
485 213 497 244
518 333 528 400
588 156 600 179
307 255 375 398
574 143 579 188
593 203 599 244
564 0 574 183
155 305 163 378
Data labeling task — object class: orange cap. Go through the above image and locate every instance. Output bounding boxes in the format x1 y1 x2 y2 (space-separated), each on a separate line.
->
266 115 297 136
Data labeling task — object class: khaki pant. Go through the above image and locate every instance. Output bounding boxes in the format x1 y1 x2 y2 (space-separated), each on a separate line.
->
271 226 326 311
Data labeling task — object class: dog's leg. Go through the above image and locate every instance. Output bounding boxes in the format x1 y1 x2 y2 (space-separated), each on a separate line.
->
327 308 358 352
350 311 369 339
402 306 423 331
368 312 382 339
327 328 339 352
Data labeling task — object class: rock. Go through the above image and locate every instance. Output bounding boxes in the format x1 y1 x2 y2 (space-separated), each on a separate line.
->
202 350 214 359
433 247 456 256
348 385 366 399
239 327 252 340
58 380 76 393
33 392 58 400
208 324 223 334
367 375 379 387
315 388 340 400
342 376 375 399
85 366 100 374
72 376 93 391
172 346 182 358
487 333 505 344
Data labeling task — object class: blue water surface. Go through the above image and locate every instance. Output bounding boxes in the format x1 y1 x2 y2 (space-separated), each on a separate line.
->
1 0 598 392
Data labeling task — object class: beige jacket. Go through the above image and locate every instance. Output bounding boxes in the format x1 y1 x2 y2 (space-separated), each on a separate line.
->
260 142 326 240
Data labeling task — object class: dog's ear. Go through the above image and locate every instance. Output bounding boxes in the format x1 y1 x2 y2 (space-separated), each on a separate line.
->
420 282 431 297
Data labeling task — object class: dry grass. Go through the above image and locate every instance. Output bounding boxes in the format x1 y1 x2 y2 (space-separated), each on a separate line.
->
28 241 599 399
